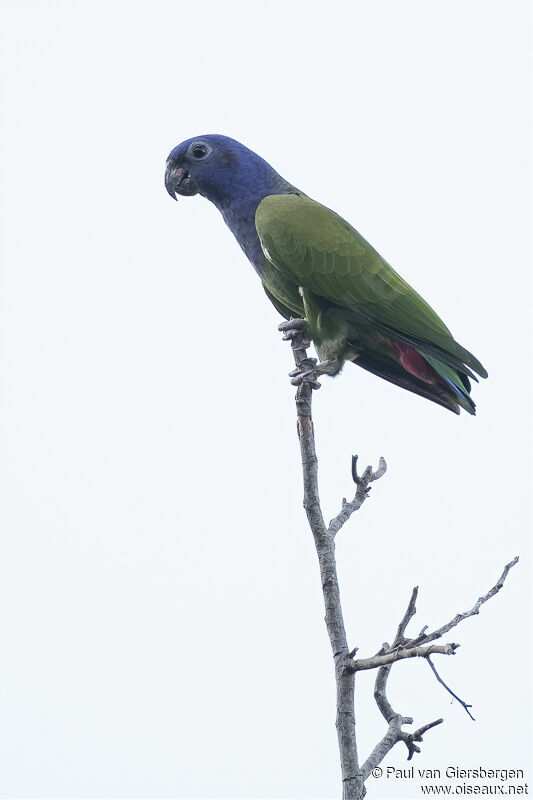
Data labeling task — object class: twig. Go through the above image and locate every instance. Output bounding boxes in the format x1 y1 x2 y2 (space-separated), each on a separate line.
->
395 587 418 645
426 656 475 720
399 718 444 761
328 456 387 537
408 557 519 648
362 654 443 777
358 557 519 669
361 556 518 775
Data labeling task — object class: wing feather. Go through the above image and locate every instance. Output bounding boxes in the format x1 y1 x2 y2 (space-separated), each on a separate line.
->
256 193 487 378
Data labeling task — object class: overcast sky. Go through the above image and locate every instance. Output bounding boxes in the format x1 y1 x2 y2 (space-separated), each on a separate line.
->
0 1 531 798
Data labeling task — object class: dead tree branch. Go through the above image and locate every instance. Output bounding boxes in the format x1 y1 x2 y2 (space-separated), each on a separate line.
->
426 656 475 720
361 586 446 778
279 318 385 800
278 318 518 800
361 558 518 777
328 456 387 537
406 556 519 648
350 642 459 671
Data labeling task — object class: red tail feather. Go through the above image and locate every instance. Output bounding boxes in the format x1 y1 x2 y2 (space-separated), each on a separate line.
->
392 342 437 385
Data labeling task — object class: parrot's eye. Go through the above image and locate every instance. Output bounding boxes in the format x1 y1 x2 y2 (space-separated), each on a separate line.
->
191 142 209 160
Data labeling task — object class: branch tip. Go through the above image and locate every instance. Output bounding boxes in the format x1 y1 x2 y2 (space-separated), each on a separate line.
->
401 717 444 761
407 554 520 650
426 656 474 721
372 457 387 480
328 453 387 536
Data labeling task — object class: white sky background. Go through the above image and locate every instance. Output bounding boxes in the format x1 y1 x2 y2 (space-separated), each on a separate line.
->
0 1 531 798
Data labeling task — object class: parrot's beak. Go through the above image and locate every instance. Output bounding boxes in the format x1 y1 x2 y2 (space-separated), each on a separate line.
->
165 162 199 200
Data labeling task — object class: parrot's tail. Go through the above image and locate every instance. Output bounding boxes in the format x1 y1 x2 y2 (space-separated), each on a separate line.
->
352 349 476 415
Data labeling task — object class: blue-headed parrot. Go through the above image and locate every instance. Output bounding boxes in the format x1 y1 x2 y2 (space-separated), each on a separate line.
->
165 135 486 414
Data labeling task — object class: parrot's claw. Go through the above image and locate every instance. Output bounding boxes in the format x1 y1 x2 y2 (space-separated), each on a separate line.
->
289 358 321 389
278 318 311 345
278 318 321 390
290 372 322 390
278 318 309 333
288 356 343 390
282 332 311 347
289 358 317 377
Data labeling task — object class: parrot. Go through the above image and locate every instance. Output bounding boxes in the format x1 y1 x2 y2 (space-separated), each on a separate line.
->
165 134 487 414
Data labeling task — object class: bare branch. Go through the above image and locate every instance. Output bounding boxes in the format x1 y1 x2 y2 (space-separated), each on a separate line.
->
363 556 519 670
362 658 442 778
371 457 388 481
411 718 444 738
362 649 443 775
408 556 519 648
361 715 403 780
399 718 444 761
278 319 519 797
350 643 458 672
426 656 475 720
361 556 518 776
373 663 396 722
328 456 387 537
279 319 364 800
394 587 418 645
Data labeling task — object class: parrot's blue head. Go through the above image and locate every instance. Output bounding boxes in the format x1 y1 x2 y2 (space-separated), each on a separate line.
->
165 134 287 209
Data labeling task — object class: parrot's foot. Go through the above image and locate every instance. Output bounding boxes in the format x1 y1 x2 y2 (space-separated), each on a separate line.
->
288 358 341 388
278 318 310 346
278 319 321 390
289 357 319 387
314 358 343 377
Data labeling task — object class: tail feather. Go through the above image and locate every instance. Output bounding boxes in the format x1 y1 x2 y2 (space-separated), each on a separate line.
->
353 352 464 414
373 320 487 382
348 326 480 415
423 354 476 415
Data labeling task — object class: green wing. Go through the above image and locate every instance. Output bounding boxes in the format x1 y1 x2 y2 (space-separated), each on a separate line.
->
255 193 487 379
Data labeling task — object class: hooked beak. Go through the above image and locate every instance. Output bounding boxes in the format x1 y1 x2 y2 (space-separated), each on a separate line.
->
165 162 199 200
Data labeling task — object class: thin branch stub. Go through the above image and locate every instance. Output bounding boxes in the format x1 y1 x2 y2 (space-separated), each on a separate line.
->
328 455 387 537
